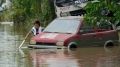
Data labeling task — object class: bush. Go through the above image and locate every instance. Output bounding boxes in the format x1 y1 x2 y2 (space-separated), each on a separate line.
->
1 0 56 27
84 0 120 29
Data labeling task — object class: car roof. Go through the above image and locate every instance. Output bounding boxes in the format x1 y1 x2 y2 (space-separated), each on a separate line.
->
56 16 84 21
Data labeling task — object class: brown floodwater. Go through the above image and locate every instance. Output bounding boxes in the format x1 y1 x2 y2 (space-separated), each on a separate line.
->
0 22 120 67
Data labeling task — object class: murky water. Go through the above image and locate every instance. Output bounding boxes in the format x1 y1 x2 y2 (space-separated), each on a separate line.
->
0 22 120 67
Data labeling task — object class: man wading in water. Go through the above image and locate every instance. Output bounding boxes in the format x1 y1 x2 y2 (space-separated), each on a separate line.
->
31 20 43 36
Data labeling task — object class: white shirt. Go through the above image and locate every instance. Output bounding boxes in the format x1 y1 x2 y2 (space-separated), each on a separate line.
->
31 26 42 35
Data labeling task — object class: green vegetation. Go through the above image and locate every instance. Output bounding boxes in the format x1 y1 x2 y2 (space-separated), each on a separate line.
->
1 0 55 28
1 0 120 30
84 0 120 29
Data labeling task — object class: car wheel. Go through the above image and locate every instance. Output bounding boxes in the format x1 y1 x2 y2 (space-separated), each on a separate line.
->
104 40 114 48
68 42 77 49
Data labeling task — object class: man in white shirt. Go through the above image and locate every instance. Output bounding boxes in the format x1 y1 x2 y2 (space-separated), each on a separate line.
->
31 20 43 36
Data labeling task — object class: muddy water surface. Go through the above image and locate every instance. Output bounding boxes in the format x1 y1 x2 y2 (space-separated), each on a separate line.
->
0 23 120 67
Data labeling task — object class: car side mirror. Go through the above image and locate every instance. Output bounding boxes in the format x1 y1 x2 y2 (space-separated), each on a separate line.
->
80 30 84 32
79 30 84 34
41 27 44 32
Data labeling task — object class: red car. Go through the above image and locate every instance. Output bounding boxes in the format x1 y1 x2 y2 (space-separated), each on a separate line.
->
29 16 119 49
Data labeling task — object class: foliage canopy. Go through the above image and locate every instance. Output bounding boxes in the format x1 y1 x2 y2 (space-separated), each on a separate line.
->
84 0 120 29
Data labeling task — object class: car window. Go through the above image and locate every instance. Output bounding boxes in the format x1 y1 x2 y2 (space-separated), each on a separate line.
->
80 25 94 34
96 22 113 32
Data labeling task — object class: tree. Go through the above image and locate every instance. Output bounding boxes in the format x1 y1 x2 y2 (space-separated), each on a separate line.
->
1 0 56 27
84 0 120 29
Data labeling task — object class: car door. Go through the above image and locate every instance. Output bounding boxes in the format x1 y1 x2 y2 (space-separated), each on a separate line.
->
93 22 118 46
78 25 98 47
94 29 118 46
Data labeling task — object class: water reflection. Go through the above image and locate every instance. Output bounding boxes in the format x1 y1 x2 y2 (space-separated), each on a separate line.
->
0 22 30 67
28 47 120 67
0 23 18 67
29 49 79 67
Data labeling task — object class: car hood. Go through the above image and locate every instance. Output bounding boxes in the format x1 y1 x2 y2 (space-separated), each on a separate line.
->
32 32 73 43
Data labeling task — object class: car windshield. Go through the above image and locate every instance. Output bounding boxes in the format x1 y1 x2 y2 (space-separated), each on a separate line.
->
43 19 80 34
56 0 72 3
55 0 87 7
55 0 73 7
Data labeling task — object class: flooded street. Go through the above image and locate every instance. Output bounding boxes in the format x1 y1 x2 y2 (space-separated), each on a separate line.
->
0 23 120 67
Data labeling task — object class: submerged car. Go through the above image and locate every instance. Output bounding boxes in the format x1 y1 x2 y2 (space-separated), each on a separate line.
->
29 16 119 49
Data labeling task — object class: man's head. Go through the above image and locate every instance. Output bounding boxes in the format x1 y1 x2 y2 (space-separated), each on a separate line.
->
34 20 41 29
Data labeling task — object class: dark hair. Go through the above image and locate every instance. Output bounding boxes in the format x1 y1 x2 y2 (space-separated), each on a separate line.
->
34 20 41 26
